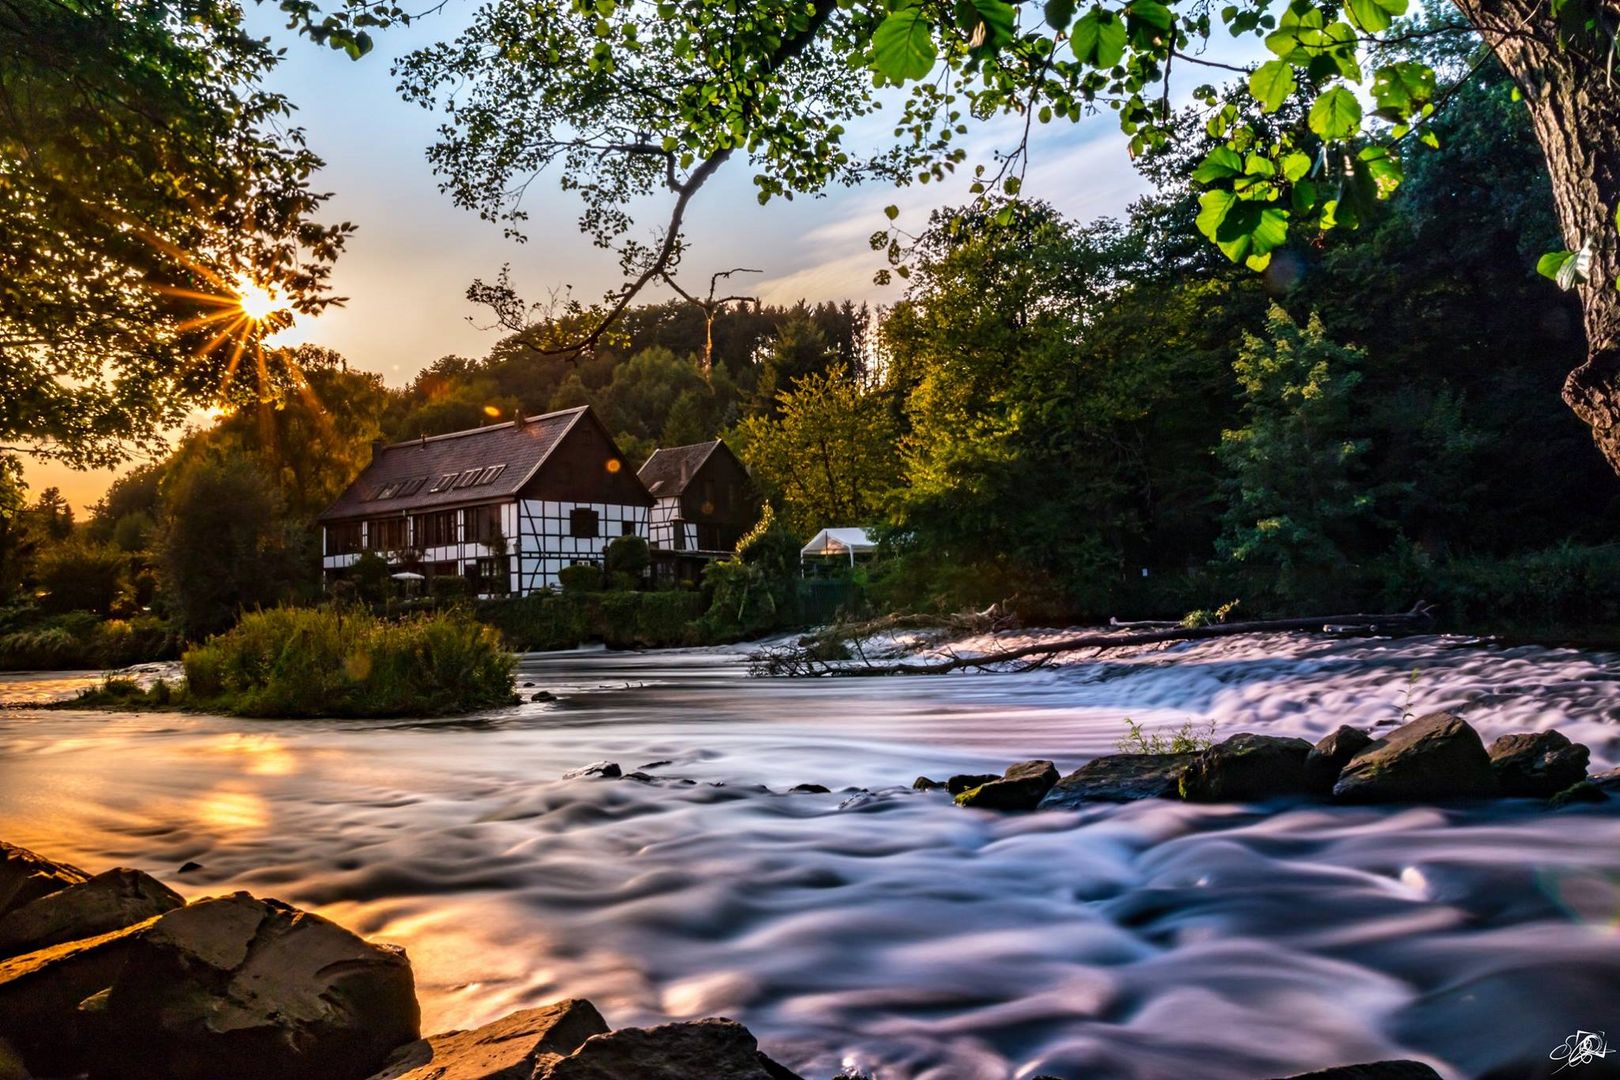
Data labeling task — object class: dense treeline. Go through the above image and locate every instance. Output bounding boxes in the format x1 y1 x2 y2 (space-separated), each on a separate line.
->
3 27 1618 659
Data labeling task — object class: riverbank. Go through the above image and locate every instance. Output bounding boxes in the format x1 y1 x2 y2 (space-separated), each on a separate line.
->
3 636 1618 1078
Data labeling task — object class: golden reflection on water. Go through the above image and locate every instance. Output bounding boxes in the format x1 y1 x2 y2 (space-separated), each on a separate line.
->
192 787 270 833
207 733 298 777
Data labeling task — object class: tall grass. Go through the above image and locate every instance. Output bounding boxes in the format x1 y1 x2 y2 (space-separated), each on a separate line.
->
181 607 515 717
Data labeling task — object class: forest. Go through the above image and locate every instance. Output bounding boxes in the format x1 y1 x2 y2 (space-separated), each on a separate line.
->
3 19 1618 670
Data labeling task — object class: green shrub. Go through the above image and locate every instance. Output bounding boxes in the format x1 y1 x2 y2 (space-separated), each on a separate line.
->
1117 718 1217 754
604 534 650 579
0 627 87 670
557 563 604 594
179 606 515 717
36 543 127 616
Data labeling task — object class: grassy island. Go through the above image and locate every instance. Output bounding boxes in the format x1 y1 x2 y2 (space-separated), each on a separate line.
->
74 607 516 718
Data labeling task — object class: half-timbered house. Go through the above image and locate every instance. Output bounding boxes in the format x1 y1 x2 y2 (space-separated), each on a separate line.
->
316 405 653 596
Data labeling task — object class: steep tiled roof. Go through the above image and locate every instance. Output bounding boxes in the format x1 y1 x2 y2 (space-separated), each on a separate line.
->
637 440 720 497
317 407 588 522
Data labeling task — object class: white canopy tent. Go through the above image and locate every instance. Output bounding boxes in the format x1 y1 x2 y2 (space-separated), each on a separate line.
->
799 527 877 570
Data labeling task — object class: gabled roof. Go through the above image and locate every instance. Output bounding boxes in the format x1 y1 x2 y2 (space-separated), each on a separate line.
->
318 406 591 523
638 440 721 498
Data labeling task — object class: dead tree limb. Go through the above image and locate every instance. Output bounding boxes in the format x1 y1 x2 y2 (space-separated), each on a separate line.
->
750 603 1436 677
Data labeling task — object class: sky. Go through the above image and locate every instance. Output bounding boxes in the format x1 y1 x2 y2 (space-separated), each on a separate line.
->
28 4 1190 512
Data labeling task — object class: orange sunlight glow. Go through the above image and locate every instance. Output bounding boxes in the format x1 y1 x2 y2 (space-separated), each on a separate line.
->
233 276 286 322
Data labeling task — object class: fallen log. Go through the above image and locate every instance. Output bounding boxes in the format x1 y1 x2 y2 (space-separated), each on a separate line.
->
752 603 1435 677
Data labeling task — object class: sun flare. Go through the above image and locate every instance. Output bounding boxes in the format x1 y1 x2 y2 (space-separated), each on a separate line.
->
234 276 285 322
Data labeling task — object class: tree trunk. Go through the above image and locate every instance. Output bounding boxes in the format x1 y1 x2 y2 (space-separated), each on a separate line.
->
1453 0 1620 472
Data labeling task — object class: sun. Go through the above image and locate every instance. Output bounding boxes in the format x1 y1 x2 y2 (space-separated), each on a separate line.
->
233 276 285 322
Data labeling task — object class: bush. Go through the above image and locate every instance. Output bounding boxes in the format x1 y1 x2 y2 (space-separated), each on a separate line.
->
557 563 603 594
604 534 650 579
476 589 707 651
179 607 515 717
36 542 127 616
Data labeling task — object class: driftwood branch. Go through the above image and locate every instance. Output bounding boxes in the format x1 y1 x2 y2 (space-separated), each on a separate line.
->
752 604 1436 677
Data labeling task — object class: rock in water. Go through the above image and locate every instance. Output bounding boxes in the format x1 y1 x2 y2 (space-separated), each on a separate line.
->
1180 734 1314 802
1548 780 1607 808
945 773 1000 795
368 1000 608 1080
93 892 419 1080
563 761 622 779
1486 730 1590 796
1038 754 1194 808
955 760 1060 811
536 1018 800 1080
0 842 87 920
1268 1062 1443 1079
0 868 184 960
1304 726 1374 793
1332 713 1497 803
911 776 942 791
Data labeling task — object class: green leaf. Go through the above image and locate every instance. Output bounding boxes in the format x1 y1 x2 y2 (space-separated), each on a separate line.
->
872 8 937 82
1281 150 1312 181
1345 0 1407 32
1196 188 1238 243
1308 86 1362 140
1356 144 1403 197
1538 240 1592 289
1371 61 1436 117
1248 59 1296 113
1127 0 1173 30
884 204 900 220
1072 9 1127 67
1044 0 1077 30
1191 145 1244 183
970 0 1018 49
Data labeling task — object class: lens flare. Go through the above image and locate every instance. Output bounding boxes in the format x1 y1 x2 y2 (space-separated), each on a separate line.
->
234 277 285 322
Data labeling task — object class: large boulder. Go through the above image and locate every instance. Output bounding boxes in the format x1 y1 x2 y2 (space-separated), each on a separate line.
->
954 760 1060 811
0 868 184 960
368 1000 609 1080
1486 731 1590 797
945 773 1000 796
1333 713 1498 803
1304 726 1374 793
0 921 150 1076
92 892 420 1080
536 1018 800 1080
1179 734 1314 802
1038 754 1194 808
0 842 87 920
1268 1063 1443 1080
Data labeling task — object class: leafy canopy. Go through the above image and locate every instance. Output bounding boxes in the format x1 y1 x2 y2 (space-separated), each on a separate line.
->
2 0 353 466
378 0 1498 330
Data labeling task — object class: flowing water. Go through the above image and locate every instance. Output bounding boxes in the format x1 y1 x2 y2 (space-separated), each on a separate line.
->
2 634 1619 1080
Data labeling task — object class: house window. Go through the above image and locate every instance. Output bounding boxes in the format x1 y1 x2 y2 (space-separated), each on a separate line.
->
476 557 510 594
429 473 458 493
366 518 408 551
454 469 481 488
462 504 503 544
620 520 636 537
327 522 362 555
414 510 457 548
569 508 599 538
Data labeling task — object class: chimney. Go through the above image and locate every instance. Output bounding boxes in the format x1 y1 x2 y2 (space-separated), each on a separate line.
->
514 408 527 429
370 437 387 462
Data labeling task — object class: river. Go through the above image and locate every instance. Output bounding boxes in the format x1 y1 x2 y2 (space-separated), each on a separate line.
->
1 634 1618 1080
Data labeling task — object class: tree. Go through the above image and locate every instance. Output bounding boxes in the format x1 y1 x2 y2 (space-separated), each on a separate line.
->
1215 306 1378 593
35 541 126 616
390 0 1620 474
0 457 30 600
1 0 352 466
154 452 306 637
735 366 900 537
881 201 1155 601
